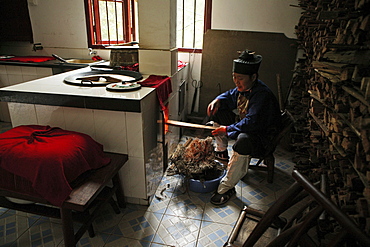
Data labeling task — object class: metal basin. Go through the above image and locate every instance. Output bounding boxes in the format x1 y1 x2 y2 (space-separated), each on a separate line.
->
65 59 103 64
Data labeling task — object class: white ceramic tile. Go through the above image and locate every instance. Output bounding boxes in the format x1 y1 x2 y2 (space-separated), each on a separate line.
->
141 93 160 159
118 156 148 200
21 66 37 76
7 74 23 85
0 102 11 122
140 90 157 115
0 214 31 246
166 192 205 220
63 107 96 139
36 67 53 77
22 74 41 82
168 91 179 121
203 201 242 225
5 65 22 75
125 196 140 204
128 156 147 198
14 218 64 247
138 49 173 76
198 221 234 247
93 109 128 154
154 215 201 246
119 159 132 197
8 102 37 127
34 104 66 128
138 198 150 205
115 209 160 242
126 112 144 158
0 65 7 74
0 74 9 87
143 125 159 160
171 49 178 76
138 0 176 49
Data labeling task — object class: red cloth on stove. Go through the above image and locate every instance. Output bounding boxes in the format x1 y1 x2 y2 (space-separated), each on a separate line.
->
138 75 172 133
0 56 56 63
0 125 111 206
138 75 172 111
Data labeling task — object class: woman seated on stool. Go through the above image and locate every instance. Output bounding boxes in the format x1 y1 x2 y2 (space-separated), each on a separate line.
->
207 49 282 205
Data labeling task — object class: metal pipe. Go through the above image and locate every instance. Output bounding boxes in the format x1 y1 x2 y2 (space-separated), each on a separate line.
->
193 0 196 48
105 1 110 45
114 0 119 44
182 0 185 47
225 206 248 245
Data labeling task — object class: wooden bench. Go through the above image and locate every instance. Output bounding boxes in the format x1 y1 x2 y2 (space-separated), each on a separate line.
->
225 170 370 246
0 152 128 247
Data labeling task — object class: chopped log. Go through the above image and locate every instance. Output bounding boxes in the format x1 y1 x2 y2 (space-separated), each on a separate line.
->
343 86 370 110
294 1 370 232
318 11 339 20
341 67 355 81
361 77 370 99
343 127 358 137
335 102 350 113
360 14 370 31
332 132 343 145
354 152 365 172
356 198 370 217
341 137 356 151
323 50 370 66
352 66 363 83
361 129 370 153
361 118 370 128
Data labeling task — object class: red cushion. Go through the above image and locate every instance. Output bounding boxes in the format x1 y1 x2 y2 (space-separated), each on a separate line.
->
0 125 111 206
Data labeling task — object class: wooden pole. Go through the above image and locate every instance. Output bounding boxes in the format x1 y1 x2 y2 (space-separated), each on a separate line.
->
276 73 284 111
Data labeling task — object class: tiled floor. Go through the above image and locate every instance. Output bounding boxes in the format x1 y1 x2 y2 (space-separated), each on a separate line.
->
0 123 296 247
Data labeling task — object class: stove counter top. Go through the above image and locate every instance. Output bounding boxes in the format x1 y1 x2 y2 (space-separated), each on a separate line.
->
0 67 154 113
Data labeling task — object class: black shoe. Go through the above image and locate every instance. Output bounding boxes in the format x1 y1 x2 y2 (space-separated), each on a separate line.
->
210 188 236 205
215 150 229 161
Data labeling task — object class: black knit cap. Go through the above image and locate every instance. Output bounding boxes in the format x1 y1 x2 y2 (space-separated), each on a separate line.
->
232 49 262 75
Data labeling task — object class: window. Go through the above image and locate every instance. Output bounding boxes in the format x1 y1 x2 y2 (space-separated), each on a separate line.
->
84 0 211 50
84 0 137 48
177 0 211 50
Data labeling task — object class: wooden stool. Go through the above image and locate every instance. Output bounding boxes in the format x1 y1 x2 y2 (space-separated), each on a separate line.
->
0 152 128 247
249 110 295 183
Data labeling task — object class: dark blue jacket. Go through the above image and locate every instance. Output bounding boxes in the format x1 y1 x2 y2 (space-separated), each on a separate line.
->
216 79 282 145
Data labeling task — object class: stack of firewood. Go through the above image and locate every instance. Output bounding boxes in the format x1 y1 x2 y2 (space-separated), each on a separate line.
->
288 0 370 234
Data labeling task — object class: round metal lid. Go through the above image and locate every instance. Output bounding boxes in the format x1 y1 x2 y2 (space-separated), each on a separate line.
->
63 70 142 87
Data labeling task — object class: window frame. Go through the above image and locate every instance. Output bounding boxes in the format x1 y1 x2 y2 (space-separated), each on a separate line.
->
84 0 136 49
178 0 212 53
84 0 211 51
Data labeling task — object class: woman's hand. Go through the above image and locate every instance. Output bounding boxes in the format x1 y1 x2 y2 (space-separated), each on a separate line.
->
211 126 227 136
207 99 220 117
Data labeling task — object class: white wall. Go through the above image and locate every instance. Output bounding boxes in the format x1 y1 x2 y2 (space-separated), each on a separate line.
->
0 0 110 60
29 0 87 49
212 0 301 39
0 0 300 61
